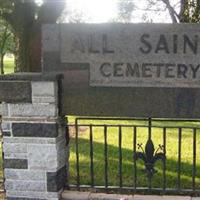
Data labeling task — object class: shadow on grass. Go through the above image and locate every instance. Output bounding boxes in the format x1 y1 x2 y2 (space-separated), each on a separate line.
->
69 137 200 191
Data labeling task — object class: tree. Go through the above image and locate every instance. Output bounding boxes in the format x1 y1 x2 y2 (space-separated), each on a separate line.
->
0 20 14 74
66 10 90 23
59 8 90 23
115 0 167 23
115 0 200 23
117 0 135 22
0 0 66 72
147 0 200 23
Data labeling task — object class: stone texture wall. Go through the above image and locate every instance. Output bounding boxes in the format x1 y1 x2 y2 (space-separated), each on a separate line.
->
0 76 67 200
42 24 200 119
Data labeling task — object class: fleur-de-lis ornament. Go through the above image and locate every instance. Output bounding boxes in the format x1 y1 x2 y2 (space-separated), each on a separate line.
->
134 139 166 178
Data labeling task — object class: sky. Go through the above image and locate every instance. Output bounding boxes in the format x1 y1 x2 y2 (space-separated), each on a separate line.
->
66 0 118 23
35 0 177 23
65 0 174 23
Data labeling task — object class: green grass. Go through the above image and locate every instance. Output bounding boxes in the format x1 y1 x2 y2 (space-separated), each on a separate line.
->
4 56 15 74
68 117 200 190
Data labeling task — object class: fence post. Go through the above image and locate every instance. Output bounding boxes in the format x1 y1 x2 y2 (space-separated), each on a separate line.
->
0 73 68 200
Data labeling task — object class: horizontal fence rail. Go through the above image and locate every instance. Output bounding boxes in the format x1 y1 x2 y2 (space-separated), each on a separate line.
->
67 117 200 195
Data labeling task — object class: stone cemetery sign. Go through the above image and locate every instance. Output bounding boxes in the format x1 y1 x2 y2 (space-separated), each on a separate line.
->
60 24 200 88
42 24 200 118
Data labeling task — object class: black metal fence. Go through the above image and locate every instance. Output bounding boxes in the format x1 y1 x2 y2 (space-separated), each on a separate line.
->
68 117 200 195
0 117 5 197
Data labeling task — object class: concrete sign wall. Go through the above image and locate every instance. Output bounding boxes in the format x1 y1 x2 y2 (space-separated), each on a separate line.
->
60 24 200 88
42 24 200 118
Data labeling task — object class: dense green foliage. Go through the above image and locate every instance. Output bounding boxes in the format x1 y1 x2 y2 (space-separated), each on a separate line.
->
0 20 14 74
0 0 66 72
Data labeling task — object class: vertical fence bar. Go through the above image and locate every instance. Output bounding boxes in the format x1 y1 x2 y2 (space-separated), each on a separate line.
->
119 125 122 189
0 116 5 196
192 128 196 192
133 126 137 190
148 118 152 140
89 125 94 187
163 127 166 192
148 118 152 190
75 121 80 189
177 127 182 191
104 125 108 189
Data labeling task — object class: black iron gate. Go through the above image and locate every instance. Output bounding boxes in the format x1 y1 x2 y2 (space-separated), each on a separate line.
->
67 117 200 195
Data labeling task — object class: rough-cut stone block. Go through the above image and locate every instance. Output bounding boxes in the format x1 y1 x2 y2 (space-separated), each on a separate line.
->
12 123 58 138
47 165 67 192
56 132 67 144
6 190 61 199
4 169 45 181
1 121 12 136
4 159 28 169
3 143 27 154
57 149 67 168
32 96 57 104
9 104 57 117
28 144 58 170
56 140 67 167
3 131 11 136
0 103 9 116
5 180 46 192
3 137 57 144
1 121 11 131
4 152 27 159
32 81 57 97
0 81 31 103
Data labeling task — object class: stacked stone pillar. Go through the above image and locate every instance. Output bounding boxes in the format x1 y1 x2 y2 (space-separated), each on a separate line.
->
0 74 67 200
